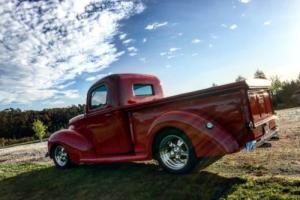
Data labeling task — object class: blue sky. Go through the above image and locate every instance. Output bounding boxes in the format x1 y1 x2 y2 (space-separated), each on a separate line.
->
0 0 299 110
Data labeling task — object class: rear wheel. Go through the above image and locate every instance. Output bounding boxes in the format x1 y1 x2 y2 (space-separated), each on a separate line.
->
52 145 71 169
155 129 198 174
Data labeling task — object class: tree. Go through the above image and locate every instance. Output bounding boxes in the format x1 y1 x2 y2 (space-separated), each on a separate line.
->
254 69 267 79
270 75 282 94
235 75 246 82
32 119 47 142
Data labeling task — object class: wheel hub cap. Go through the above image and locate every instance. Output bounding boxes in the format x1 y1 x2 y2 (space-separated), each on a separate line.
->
159 135 189 170
54 146 68 167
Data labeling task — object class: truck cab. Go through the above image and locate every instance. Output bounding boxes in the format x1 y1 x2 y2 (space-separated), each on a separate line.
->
82 74 163 155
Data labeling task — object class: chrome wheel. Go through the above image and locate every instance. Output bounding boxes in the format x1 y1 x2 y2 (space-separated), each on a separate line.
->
159 135 189 170
54 145 68 167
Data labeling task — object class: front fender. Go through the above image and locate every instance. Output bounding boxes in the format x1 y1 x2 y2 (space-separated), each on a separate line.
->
48 129 92 163
147 111 240 157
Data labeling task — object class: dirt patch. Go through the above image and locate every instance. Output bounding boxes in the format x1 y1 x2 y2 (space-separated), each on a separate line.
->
0 142 49 163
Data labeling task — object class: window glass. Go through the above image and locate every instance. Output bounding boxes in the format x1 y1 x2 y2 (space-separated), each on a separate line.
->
133 84 154 96
90 85 107 109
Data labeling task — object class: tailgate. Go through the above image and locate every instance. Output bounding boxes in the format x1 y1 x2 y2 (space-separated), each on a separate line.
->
248 89 276 138
248 89 274 124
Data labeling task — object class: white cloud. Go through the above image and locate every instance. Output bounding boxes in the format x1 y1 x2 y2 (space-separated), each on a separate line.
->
239 0 251 4
85 74 110 82
119 33 127 40
192 53 199 56
129 52 137 57
229 24 238 30
192 39 202 44
160 47 181 59
127 46 138 56
142 38 147 43
145 21 168 30
263 20 272 26
57 81 76 89
127 46 138 52
169 47 180 52
122 39 134 45
52 100 65 105
0 0 145 104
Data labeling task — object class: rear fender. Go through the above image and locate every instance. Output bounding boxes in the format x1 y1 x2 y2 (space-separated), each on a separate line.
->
147 111 240 157
48 129 92 163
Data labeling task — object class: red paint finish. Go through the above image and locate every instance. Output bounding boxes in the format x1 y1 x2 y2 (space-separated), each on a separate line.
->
48 74 277 164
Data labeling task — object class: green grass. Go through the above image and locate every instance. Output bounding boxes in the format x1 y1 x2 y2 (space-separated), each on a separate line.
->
0 162 299 200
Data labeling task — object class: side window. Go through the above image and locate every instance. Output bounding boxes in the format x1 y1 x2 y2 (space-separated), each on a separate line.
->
133 84 154 96
90 85 107 109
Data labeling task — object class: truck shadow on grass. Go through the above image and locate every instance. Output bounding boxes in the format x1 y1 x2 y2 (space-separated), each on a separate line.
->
0 162 246 200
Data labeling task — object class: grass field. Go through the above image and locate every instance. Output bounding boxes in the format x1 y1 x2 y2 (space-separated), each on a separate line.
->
0 108 299 200
0 162 299 200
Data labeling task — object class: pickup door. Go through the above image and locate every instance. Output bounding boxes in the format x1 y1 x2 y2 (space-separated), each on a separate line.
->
85 83 132 155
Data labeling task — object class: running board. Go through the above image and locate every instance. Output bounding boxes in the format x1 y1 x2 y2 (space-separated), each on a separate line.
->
80 153 148 163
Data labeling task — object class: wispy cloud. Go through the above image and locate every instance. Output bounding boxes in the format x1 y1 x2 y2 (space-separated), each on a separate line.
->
0 0 145 104
85 74 110 82
52 100 65 105
127 46 138 56
160 47 181 59
122 39 134 45
263 20 272 26
192 39 202 44
142 38 147 43
119 33 127 40
229 24 238 30
145 21 168 30
239 0 251 4
169 47 180 52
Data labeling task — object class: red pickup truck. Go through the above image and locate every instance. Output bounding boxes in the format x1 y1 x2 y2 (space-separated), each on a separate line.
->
48 74 278 173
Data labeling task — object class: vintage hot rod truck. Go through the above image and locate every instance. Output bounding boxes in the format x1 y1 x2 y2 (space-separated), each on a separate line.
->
48 74 278 173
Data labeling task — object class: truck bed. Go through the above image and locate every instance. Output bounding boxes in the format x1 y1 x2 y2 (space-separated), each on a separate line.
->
123 81 276 155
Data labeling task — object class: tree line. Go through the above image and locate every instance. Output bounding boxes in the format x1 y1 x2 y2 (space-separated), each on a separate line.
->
0 105 84 140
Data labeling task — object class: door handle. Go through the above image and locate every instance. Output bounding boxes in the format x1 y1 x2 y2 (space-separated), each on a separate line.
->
104 113 112 117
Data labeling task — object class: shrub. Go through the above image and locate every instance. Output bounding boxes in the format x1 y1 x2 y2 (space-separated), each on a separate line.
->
32 120 47 142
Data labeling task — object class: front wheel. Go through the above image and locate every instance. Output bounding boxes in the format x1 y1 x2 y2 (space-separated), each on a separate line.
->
52 145 72 169
155 129 198 174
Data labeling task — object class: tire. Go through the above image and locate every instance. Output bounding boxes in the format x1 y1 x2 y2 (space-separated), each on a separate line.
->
52 144 72 169
154 129 198 174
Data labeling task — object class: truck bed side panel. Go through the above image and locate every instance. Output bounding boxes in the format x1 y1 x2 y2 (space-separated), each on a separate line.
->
128 86 250 154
